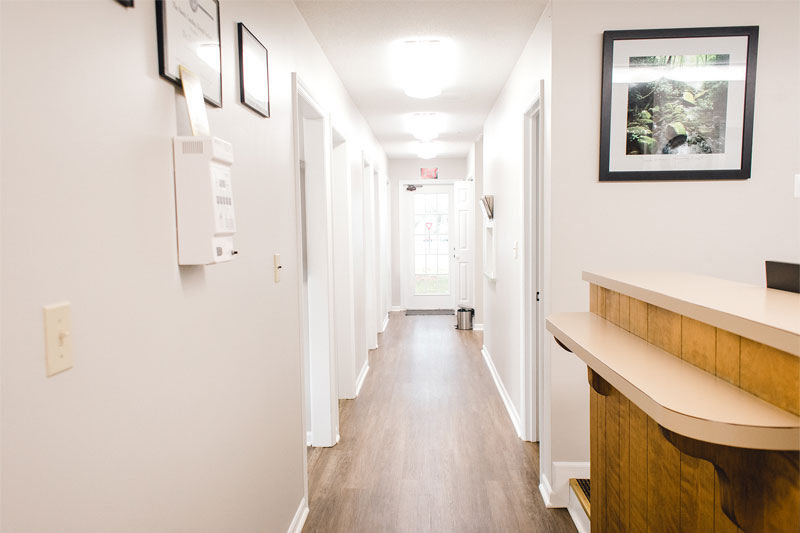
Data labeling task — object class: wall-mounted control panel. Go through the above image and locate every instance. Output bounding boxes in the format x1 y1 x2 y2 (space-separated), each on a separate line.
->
173 137 236 265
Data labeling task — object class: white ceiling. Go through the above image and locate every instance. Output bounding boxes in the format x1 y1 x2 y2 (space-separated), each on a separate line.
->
294 1 547 159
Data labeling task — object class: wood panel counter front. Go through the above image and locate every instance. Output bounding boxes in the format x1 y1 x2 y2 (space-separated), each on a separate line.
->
546 271 800 533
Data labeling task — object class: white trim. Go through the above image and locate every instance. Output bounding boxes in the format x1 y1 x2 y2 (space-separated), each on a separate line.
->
390 306 406 312
481 345 522 438
567 484 591 533
355 360 370 396
540 462 591 508
473 323 484 331
521 85 545 444
287 497 309 533
538 473 555 508
380 313 389 333
305 431 312 447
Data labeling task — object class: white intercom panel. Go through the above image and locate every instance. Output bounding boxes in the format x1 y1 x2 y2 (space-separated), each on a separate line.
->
173 136 237 265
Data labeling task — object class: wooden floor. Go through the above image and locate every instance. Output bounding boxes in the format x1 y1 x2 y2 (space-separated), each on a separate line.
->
303 313 576 533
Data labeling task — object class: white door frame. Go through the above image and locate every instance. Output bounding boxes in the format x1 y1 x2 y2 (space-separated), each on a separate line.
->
521 81 545 443
399 180 460 311
363 160 378 350
330 126 358 400
350 154 369 393
292 73 339 461
453 181 475 309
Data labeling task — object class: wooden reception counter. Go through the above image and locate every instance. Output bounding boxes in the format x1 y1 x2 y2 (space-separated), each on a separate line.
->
546 271 800 533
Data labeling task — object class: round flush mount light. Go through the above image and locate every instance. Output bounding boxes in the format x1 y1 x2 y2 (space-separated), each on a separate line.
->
415 141 438 160
408 112 445 141
392 39 455 99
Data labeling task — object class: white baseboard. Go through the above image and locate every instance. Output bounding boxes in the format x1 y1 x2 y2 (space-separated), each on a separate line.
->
390 306 405 312
355 360 369 396
287 497 309 533
567 484 590 533
540 462 591 508
380 313 390 333
481 345 522 438
473 323 484 331
539 473 555 508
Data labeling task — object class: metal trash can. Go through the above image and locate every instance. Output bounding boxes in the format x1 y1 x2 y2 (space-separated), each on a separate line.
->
456 307 475 330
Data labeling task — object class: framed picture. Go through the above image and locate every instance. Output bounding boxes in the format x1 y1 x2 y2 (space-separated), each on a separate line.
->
600 26 758 181
237 23 271 117
115 0 134 6
155 0 222 107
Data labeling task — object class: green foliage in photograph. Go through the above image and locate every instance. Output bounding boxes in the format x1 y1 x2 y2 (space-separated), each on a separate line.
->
626 54 730 156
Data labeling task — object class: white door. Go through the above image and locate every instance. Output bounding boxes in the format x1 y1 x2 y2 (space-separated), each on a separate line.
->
406 185 454 310
453 181 474 309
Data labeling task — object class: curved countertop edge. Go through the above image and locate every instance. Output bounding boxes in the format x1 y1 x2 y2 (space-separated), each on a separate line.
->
546 313 800 451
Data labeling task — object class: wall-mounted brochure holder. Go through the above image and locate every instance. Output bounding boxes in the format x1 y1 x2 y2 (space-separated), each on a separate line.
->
480 194 494 221
482 195 496 281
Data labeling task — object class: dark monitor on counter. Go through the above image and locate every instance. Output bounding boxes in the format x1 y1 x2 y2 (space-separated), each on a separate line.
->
766 261 800 294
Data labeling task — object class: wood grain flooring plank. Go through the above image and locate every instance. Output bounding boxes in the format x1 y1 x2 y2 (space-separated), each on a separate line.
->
303 313 575 533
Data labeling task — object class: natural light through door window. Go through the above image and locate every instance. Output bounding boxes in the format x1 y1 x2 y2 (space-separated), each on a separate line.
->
414 193 449 295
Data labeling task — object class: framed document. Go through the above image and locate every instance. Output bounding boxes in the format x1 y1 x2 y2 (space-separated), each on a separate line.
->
156 0 222 107
600 26 758 181
237 23 271 118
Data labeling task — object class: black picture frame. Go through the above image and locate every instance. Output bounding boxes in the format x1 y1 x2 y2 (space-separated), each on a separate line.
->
115 0 134 7
237 23 271 118
155 0 223 108
599 26 759 181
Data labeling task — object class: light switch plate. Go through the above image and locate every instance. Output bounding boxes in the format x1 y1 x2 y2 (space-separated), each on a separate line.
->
43 302 73 377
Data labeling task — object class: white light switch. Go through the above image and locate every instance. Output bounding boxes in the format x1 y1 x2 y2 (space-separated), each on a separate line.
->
274 254 282 283
43 302 73 377
512 241 519 259
794 174 800 199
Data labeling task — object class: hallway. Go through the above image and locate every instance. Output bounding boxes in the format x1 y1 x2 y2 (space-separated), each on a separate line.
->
303 313 575 532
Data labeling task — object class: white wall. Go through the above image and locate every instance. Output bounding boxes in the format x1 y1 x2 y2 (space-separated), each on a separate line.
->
482 0 800 507
0 1 385 531
388 157 468 307
481 0 552 445
547 0 800 484
467 137 485 324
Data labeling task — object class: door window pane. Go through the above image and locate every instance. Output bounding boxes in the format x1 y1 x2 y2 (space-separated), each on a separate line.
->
413 192 450 295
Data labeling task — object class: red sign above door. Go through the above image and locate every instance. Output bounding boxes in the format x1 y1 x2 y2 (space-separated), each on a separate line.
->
420 167 438 179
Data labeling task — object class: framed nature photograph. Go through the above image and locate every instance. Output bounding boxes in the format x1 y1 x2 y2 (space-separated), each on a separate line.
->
155 0 222 107
600 26 758 181
238 23 270 118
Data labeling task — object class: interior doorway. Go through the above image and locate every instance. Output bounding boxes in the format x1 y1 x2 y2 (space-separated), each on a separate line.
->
521 82 545 443
293 74 338 451
405 184 454 310
400 182 474 311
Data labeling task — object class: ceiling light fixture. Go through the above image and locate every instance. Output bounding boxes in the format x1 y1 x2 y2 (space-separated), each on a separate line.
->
415 142 438 160
408 112 444 141
393 39 454 99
